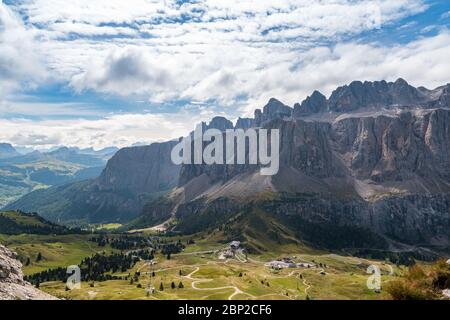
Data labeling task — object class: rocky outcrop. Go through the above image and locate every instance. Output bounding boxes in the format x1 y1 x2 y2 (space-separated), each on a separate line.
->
255 98 292 126
294 79 450 116
331 108 450 187
235 117 255 129
293 90 328 116
327 78 428 112
98 141 180 194
0 244 57 300
206 116 234 131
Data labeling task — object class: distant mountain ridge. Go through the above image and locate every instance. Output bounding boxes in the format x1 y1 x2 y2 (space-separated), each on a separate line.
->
6 79 450 255
0 145 118 208
5 142 180 225
0 143 20 159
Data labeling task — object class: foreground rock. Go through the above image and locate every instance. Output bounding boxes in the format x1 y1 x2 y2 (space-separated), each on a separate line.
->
0 244 57 300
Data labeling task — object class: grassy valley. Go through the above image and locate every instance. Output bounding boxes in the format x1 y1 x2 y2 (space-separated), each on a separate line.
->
1 209 447 300
0 149 109 208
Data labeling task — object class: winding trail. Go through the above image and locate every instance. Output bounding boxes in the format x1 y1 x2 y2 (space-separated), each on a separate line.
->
183 266 256 300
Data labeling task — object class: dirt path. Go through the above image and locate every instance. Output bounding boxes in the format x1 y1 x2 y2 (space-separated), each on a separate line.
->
184 266 256 300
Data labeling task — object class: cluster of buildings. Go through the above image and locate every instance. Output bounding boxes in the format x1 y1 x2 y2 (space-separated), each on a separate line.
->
218 241 241 260
265 257 316 270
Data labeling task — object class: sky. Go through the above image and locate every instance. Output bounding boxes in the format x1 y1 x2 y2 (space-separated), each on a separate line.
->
0 0 449 149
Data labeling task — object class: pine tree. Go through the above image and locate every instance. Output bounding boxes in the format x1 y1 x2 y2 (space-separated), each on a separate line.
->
36 252 43 262
171 281 176 289
178 282 184 289
25 257 31 266
159 282 164 291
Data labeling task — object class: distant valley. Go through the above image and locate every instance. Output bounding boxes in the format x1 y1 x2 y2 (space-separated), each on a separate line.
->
0 145 117 208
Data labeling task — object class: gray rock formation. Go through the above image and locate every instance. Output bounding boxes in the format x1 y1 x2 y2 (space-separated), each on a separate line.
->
294 78 449 116
0 244 57 300
327 78 427 112
206 116 234 131
235 117 255 129
293 90 328 116
161 80 450 250
98 141 180 195
255 98 293 126
7 79 450 249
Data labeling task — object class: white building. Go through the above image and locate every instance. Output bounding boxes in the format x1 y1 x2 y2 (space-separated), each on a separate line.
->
265 261 291 269
230 241 241 249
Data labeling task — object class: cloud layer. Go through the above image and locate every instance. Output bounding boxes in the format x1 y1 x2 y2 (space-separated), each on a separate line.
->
1 0 450 149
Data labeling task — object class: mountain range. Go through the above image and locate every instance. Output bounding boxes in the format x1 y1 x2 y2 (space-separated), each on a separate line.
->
5 79 450 255
0 146 118 208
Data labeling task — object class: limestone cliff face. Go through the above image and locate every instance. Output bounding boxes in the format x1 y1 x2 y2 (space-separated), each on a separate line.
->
293 90 327 116
178 108 450 199
331 109 450 187
293 78 449 115
0 244 57 300
98 141 180 194
168 80 450 250
7 79 450 243
254 98 292 126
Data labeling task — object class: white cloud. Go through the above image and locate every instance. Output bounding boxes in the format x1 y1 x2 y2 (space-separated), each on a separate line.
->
0 1 46 98
0 111 215 149
68 29 450 117
3 0 450 149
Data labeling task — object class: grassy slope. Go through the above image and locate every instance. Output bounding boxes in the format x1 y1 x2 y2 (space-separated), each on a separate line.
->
0 157 102 208
0 233 115 275
0 209 422 300
38 246 401 300
0 211 49 227
0 210 72 235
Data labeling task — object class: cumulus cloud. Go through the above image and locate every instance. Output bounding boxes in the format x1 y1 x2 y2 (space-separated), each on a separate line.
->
2 0 450 149
0 1 46 98
68 29 450 116
70 48 174 97
0 111 215 149
16 0 427 41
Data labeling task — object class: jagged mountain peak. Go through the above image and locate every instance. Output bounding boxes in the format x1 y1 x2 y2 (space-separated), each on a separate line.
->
293 78 447 116
263 97 291 113
255 97 292 126
207 116 234 131
294 90 328 116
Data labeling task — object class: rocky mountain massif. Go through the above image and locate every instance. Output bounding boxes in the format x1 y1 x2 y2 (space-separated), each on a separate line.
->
0 244 57 300
6 79 450 254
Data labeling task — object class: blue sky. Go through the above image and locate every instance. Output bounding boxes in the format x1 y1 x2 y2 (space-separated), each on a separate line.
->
0 0 449 149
